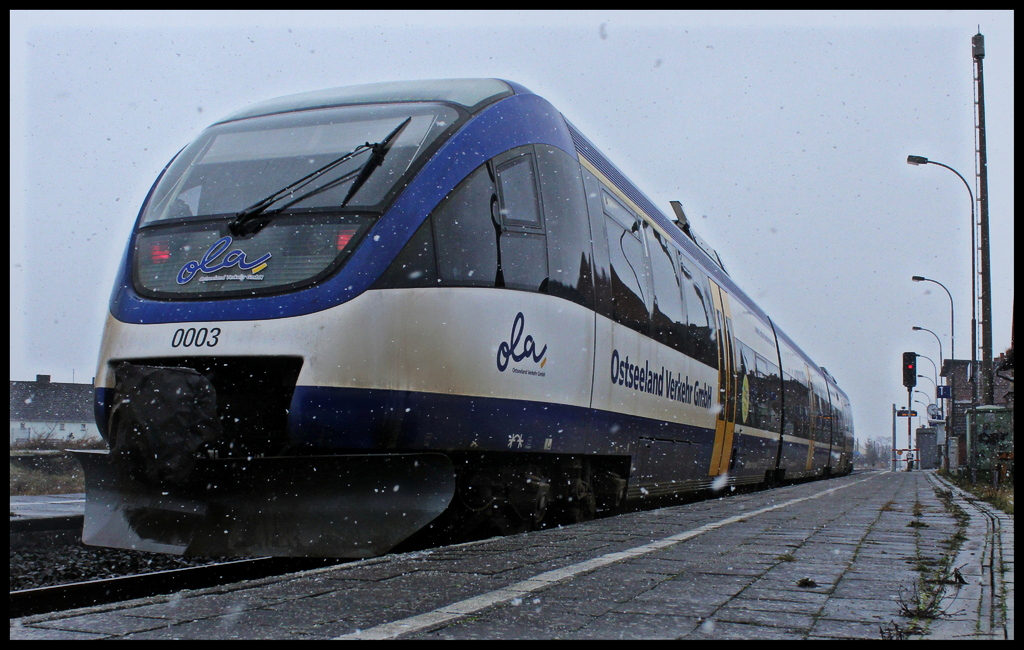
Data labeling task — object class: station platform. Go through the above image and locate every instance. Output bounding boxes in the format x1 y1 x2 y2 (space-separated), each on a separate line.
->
10 471 1012 640
10 493 85 521
10 494 84 542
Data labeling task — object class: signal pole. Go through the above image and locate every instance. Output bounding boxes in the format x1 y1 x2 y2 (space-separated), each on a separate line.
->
901 352 917 471
891 404 897 471
906 388 913 470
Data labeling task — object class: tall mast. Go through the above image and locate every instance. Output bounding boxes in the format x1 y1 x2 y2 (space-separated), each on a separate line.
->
972 31 993 404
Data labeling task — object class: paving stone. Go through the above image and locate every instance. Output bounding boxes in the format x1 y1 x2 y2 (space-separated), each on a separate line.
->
26 611 170 636
809 617 892 639
567 611 699 639
685 619 806 639
712 605 815 630
818 596 900 621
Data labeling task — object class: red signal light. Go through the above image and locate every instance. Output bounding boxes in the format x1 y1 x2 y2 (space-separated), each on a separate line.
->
150 243 171 263
336 227 359 251
902 352 917 388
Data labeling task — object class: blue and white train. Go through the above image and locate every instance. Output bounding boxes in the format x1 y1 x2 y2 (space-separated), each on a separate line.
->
76 79 854 558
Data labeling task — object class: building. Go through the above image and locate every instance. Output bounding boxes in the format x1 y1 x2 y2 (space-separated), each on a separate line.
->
9 375 100 445
941 350 1014 469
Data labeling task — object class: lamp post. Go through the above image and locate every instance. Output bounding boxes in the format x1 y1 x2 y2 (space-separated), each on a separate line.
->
916 374 942 420
916 373 935 393
913 326 950 457
914 393 933 428
911 275 955 361
912 326 943 380
914 353 938 383
906 155 982 408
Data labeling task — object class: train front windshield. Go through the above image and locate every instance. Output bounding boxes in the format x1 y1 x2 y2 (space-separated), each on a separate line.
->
133 102 458 299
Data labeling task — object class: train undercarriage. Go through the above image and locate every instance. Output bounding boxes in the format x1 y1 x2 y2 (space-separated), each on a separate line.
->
78 361 634 557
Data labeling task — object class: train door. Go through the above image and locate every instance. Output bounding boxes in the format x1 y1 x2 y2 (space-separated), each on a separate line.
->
708 280 738 477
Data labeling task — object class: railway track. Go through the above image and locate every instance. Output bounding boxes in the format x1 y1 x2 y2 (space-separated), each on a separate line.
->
10 555 338 618
11 514 339 618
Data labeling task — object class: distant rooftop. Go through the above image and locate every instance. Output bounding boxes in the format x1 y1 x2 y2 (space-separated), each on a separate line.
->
9 375 94 422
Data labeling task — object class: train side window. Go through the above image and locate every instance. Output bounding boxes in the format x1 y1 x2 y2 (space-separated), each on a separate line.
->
536 146 595 309
372 217 438 289
813 380 830 443
781 356 809 440
602 189 650 335
646 227 687 352
756 354 782 432
581 168 613 320
782 370 799 437
432 164 500 287
737 342 754 426
678 259 716 367
493 147 548 292
495 153 543 229
739 342 767 431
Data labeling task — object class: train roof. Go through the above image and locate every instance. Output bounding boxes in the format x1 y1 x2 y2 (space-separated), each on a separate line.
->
217 78 517 123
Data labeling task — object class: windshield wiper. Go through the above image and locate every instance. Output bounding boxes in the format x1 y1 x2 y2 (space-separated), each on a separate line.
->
228 143 371 236
339 116 412 208
256 117 411 215
228 116 413 237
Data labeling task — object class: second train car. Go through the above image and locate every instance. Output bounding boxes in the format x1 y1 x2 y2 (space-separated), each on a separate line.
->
76 78 854 558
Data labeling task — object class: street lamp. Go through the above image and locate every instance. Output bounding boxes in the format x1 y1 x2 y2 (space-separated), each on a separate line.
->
917 354 937 378
912 326 943 375
914 398 931 431
914 353 939 388
913 327 942 419
911 275 955 361
915 373 941 415
906 154 981 407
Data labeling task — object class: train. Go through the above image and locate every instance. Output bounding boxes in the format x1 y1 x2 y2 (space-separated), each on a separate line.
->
74 78 854 558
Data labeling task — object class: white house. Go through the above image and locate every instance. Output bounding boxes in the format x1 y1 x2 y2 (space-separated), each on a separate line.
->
9 375 101 445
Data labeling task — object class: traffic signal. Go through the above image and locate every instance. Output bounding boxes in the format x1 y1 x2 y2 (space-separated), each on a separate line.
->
902 352 917 388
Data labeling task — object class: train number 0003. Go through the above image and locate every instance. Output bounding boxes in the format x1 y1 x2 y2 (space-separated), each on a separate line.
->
171 327 221 348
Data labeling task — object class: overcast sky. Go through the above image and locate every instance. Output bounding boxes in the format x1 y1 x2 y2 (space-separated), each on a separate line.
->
10 10 1014 447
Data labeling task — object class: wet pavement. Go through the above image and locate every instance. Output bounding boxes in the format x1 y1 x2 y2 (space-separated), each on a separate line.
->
10 470 1013 640
9 493 85 520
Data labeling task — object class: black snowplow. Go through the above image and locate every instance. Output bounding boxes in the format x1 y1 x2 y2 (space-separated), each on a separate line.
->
72 450 456 557
76 362 454 557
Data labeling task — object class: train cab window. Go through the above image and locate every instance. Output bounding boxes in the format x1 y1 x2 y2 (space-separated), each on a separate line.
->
646 227 687 353
602 188 650 335
433 164 500 287
432 147 550 294
492 148 548 292
536 146 595 309
372 217 438 289
495 153 543 228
